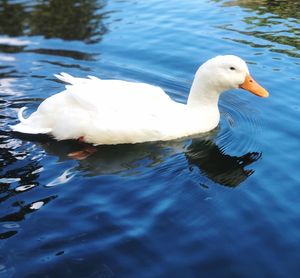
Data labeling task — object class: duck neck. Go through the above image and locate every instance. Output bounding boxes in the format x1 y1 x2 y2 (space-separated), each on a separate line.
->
187 71 220 112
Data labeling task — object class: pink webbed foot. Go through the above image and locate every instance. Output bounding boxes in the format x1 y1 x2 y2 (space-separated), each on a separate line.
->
67 136 97 160
68 146 97 160
78 136 85 143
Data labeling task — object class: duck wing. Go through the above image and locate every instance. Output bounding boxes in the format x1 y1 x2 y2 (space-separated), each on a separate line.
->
55 73 173 114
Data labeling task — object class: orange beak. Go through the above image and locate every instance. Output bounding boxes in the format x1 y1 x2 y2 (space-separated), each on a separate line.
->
239 74 269 98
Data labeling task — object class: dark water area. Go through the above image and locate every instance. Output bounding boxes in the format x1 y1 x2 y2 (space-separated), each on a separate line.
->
0 0 300 277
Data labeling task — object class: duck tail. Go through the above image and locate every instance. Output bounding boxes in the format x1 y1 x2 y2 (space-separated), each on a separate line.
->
18 106 29 124
11 107 52 134
54 72 101 85
54 72 76 84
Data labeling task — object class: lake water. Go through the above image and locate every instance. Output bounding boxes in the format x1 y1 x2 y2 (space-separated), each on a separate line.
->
0 0 300 277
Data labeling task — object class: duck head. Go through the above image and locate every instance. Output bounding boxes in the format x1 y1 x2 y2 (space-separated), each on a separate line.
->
196 55 269 98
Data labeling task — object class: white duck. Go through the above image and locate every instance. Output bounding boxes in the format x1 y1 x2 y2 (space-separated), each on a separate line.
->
11 55 268 145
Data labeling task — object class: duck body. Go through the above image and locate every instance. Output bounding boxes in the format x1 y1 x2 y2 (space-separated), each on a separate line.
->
11 55 268 145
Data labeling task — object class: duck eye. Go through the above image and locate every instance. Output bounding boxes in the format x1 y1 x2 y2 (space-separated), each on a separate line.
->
230 67 236 71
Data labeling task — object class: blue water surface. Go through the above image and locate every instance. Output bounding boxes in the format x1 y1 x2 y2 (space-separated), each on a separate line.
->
0 0 300 277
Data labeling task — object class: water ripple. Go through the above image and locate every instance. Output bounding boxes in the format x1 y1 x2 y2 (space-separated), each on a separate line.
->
219 94 262 154
0 0 299 277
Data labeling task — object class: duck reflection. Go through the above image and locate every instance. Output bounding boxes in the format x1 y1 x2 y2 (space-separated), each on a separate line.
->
32 134 261 188
185 138 261 187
